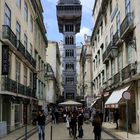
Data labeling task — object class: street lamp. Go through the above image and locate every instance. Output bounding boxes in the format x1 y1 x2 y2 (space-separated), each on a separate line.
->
110 44 118 59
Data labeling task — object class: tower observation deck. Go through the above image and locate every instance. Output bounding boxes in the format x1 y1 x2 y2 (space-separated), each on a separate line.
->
56 0 82 100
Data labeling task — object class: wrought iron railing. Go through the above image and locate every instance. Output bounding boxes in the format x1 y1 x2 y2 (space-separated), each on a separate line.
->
17 40 26 57
2 25 17 47
120 13 133 36
114 72 120 84
1 77 35 98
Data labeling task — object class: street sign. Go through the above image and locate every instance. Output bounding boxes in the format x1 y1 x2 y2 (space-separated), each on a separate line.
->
122 91 131 100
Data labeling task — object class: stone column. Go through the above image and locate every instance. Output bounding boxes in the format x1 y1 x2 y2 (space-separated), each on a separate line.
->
10 103 15 131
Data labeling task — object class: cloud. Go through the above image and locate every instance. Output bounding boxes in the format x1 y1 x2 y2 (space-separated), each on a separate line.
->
76 27 92 43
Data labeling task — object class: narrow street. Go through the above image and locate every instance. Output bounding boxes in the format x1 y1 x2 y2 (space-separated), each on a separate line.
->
29 122 118 140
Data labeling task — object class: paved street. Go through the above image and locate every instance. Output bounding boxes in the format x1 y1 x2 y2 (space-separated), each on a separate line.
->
29 122 118 140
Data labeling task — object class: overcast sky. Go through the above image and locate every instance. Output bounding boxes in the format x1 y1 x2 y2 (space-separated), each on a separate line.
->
41 0 95 45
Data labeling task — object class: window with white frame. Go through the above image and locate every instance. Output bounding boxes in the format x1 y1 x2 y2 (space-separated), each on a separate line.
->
24 2 28 22
116 12 120 35
16 0 21 9
16 21 21 40
110 0 112 14
24 34 28 49
4 4 11 27
16 59 21 83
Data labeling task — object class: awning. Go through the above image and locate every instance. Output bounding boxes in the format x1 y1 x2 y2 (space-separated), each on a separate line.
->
58 100 82 106
105 85 130 108
90 97 101 107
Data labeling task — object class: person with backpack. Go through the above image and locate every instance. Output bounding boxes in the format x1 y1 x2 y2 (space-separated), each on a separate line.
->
92 113 102 140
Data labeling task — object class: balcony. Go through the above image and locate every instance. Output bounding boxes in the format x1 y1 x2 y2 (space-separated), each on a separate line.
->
1 77 36 98
17 40 26 58
2 25 17 48
102 41 118 64
113 31 122 46
17 40 36 68
113 72 120 85
121 63 137 81
120 13 134 39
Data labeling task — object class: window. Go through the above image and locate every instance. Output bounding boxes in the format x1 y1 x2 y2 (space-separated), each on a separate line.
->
16 59 21 83
30 43 33 56
100 22 103 35
125 0 131 15
65 49 74 57
118 48 123 71
127 42 132 64
106 63 109 80
110 25 113 41
66 77 74 85
23 66 27 86
65 36 74 45
24 34 28 49
65 24 74 32
30 71 33 88
110 0 112 14
16 0 21 9
102 70 105 84
4 4 11 27
24 2 28 22
116 12 120 35
16 21 21 40
104 13 107 26
111 59 115 76
65 63 74 71
30 15 33 32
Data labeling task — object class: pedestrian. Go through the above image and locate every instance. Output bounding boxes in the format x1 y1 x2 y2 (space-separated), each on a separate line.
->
113 110 119 129
92 114 102 140
77 111 84 138
71 111 78 139
36 110 46 140
99 110 103 125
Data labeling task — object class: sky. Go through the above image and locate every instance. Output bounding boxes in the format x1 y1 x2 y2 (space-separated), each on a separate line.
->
41 0 95 46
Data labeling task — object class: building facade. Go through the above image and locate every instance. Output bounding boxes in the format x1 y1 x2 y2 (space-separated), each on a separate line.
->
46 41 61 104
79 35 93 107
91 0 140 133
0 0 47 133
56 0 82 100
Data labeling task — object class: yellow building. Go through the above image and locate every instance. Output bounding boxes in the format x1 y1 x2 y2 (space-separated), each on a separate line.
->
0 0 47 132
91 0 140 133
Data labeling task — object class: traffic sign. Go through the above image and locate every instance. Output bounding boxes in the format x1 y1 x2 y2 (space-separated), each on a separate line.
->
122 91 131 100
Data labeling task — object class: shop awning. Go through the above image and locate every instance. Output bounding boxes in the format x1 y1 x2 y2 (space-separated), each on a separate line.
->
90 97 101 107
105 85 130 108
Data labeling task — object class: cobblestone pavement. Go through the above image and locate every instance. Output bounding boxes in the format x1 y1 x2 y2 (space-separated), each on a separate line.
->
29 122 118 140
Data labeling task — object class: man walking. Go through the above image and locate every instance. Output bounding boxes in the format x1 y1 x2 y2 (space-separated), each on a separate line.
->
36 110 46 140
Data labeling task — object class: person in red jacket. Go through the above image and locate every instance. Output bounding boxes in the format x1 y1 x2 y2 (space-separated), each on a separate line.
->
36 110 46 140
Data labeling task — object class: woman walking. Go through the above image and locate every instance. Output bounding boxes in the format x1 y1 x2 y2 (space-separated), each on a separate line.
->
92 114 102 140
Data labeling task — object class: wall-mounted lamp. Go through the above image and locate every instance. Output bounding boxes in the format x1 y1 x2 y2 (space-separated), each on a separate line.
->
128 39 136 49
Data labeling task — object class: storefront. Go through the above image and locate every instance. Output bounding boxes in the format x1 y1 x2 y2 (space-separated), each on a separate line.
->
105 83 136 132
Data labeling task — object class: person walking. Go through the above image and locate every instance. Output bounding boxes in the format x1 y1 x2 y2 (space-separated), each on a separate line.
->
36 110 46 140
92 114 102 140
113 110 119 129
77 111 84 138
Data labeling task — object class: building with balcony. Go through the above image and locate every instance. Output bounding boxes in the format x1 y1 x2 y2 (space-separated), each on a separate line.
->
56 0 82 100
0 0 47 132
46 41 61 104
79 35 93 107
91 0 140 133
